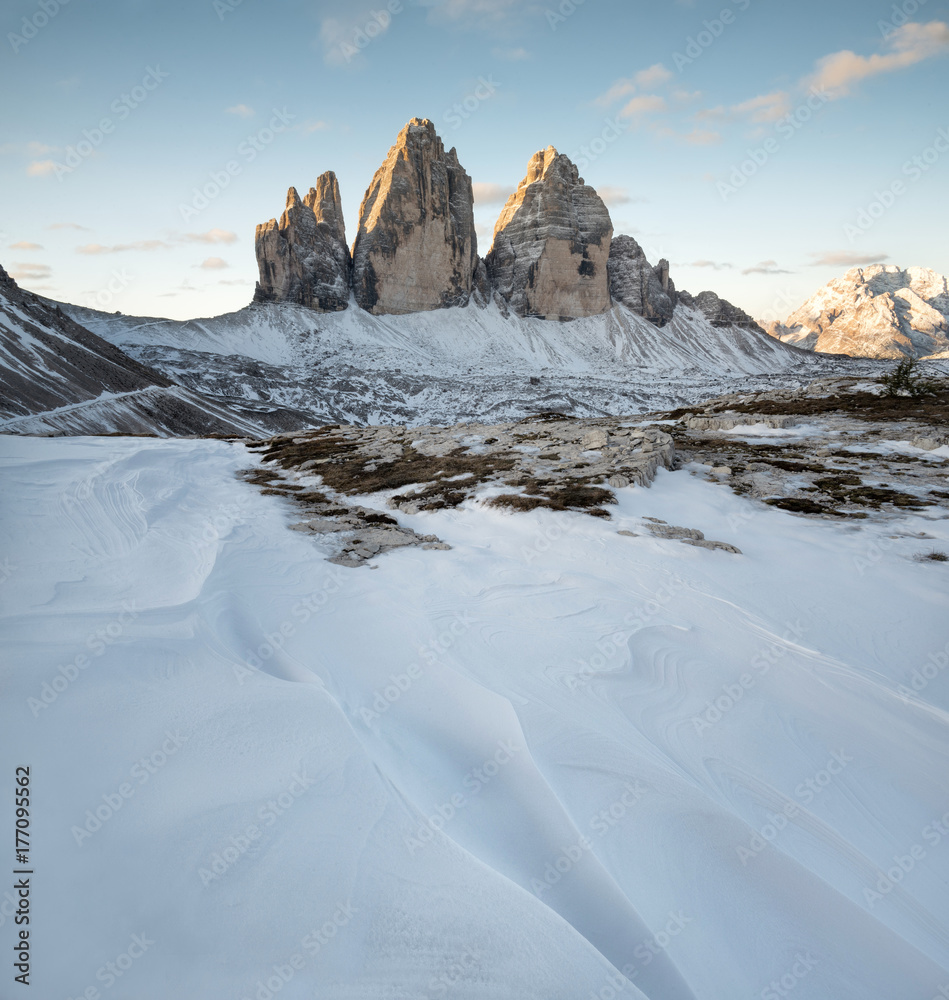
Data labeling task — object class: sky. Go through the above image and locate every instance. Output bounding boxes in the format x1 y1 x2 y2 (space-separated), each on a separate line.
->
2 0 948 322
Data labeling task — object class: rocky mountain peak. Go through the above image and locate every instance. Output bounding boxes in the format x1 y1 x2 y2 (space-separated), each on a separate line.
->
253 170 351 312
351 117 477 315
767 264 949 359
485 146 613 320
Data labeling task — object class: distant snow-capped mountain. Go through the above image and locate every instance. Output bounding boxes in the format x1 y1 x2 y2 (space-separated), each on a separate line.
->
767 265 949 360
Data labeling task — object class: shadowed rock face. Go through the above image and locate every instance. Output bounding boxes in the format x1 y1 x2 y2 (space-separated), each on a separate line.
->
254 171 351 312
678 288 763 332
485 147 613 320
351 118 477 315
608 235 676 327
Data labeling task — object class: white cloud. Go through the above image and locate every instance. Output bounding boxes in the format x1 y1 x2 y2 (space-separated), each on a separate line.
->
619 95 667 119
742 260 794 276
77 241 169 255
10 262 52 280
596 186 645 207
685 128 721 146
473 182 515 204
47 222 89 231
226 104 255 118
180 229 238 245
10 241 43 250
27 160 58 177
730 91 792 123
594 78 637 108
199 257 229 270
809 251 890 268
493 45 529 60
689 260 734 270
635 63 673 89
808 20 949 97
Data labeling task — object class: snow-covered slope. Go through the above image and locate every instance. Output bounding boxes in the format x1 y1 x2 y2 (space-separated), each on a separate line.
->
2 435 947 998
0 267 305 437
60 296 835 425
768 265 949 360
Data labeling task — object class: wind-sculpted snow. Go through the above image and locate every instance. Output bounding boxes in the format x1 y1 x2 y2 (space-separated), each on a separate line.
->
1 435 947 998
56 297 875 428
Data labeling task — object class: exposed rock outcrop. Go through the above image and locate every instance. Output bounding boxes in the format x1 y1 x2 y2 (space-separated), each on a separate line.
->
608 235 676 327
351 118 477 315
678 289 763 332
254 172 351 311
485 147 613 320
766 265 949 359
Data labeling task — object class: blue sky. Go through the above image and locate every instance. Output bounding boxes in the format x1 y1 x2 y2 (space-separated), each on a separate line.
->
2 0 948 321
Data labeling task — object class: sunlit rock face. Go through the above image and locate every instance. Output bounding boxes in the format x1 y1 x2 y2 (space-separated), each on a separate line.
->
351 118 477 315
766 265 949 359
485 146 613 320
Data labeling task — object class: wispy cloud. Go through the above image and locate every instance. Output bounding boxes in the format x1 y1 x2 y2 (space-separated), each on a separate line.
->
27 160 58 177
226 104 255 118
78 240 169 255
635 63 673 89
10 262 52 280
809 251 890 268
47 222 89 231
742 260 794 276
807 21 949 98
180 228 238 244
493 45 529 60
596 186 647 207
473 182 514 204
689 260 734 270
198 257 229 269
619 95 667 119
10 241 43 250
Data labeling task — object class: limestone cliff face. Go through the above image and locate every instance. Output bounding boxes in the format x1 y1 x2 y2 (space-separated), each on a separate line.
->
254 171 351 312
351 118 477 315
678 289 762 331
485 147 613 320
766 265 949 359
608 236 676 327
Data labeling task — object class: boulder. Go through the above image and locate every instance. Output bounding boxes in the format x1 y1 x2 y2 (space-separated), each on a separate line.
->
485 146 613 320
351 118 477 315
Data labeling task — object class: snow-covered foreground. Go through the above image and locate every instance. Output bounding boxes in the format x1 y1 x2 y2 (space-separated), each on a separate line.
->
1 435 948 1000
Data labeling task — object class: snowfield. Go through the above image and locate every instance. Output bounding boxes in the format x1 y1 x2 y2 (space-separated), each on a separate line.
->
1 434 948 999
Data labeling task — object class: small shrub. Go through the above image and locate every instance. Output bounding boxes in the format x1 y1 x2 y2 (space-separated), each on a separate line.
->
878 358 939 399
914 550 948 563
